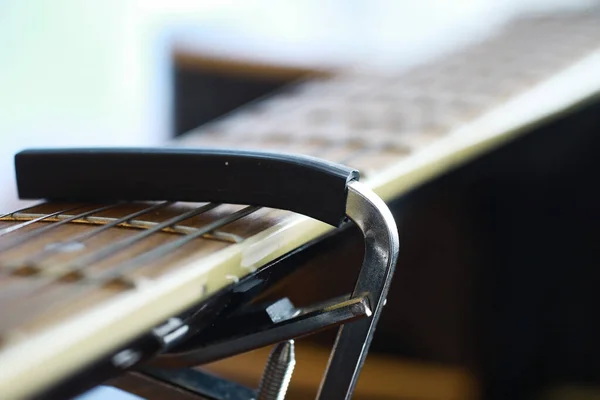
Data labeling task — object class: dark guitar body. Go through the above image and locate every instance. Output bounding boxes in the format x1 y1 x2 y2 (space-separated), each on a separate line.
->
392 95 600 399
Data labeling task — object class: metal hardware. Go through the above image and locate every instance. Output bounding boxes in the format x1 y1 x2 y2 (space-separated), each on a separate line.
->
316 180 399 399
147 180 398 400
151 295 371 368
256 341 296 400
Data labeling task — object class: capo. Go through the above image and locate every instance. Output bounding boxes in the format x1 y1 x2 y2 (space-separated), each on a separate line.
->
14 148 399 400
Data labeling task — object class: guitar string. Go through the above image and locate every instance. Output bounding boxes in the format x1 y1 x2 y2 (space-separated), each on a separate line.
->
9 202 173 268
0 202 172 302
0 202 47 220
0 206 82 238
0 205 261 330
0 203 123 254
0 203 221 302
3 205 263 329
88 205 260 286
36 203 219 275
0 206 240 244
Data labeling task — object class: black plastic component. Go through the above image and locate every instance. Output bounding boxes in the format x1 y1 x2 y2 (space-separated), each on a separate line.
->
15 148 359 226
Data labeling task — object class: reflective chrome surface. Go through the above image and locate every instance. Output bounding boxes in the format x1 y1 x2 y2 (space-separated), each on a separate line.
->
151 295 371 368
317 180 399 400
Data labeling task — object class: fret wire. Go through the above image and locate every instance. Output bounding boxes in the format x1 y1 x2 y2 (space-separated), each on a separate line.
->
15 202 173 266
93 205 261 284
40 203 219 275
0 209 238 243
0 203 220 303
59 202 173 242
0 205 257 324
78 216 241 243
0 206 82 238
0 202 47 220
0 204 122 254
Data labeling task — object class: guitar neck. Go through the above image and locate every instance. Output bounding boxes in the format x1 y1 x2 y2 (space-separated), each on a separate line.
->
2 10 600 399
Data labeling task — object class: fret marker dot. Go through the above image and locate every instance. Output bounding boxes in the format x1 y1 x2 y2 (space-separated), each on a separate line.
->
45 241 85 253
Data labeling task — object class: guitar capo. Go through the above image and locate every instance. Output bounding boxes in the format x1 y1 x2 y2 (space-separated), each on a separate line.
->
16 148 399 400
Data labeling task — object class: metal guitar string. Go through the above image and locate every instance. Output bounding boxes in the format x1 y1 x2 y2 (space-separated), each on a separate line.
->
0 205 262 330
9 202 174 267
0 136 338 276
0 206 81 238
0 202 47 220
89 205 260 286
0 204 123 253
0 203 220 299
17 205 262 324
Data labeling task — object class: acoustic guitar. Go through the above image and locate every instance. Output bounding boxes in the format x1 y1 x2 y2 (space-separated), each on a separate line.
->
1 11 600 400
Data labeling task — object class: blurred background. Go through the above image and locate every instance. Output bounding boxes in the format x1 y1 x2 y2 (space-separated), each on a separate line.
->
1 0 594 210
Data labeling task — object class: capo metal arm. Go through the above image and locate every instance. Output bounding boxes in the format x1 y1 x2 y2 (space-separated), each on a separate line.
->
317 180 399 399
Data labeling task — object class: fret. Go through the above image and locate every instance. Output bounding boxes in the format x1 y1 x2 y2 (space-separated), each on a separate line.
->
0 206 81 238
0 206 242 244
0 202 46 220
13 203 219 278
0 203 221 330
9 202 174 268
0 205 259 334
0 204 122 253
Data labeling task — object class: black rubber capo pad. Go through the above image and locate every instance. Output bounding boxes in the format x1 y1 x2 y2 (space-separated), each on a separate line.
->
15 148 359 226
